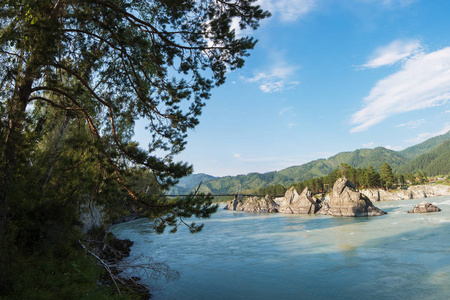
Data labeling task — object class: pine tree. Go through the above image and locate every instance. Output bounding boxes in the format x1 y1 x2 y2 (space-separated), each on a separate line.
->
379 162 395 190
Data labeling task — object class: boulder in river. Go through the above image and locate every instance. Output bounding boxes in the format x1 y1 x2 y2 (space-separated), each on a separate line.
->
407 201 441 213
279 187 321 214
224 195 278 213
239 195 279 213
329 178 387 217
224 196 243 211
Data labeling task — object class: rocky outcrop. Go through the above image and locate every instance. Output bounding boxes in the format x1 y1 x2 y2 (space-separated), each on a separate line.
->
361 184 450 202
329 178 387 217
79 198 106 234
408 201 441 213
317 201 332 215
279 187 321 214
224 195 279 213
224 196 243 211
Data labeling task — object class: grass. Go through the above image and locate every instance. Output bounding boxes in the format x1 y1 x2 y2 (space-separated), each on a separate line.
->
2 247 141 300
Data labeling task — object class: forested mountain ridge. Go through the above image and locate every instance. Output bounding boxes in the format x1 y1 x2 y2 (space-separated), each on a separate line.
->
397 139 450 176
169 173 218 195
399 130 450 160
173 130 450 195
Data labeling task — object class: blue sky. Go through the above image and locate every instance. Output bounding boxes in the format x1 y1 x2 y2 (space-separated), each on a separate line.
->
136 0 450 177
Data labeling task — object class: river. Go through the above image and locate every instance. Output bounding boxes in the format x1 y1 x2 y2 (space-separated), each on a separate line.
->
111 196 450 299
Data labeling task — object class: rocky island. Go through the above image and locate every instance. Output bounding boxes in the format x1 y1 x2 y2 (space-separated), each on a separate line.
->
408 201 441 213
225 178 387 217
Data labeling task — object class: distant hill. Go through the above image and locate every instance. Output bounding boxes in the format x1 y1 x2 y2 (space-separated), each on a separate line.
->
327 147 408 170
172 130 450 195
195 147 408 194
168 173 217 195
399 130 450 160
397 139 450 176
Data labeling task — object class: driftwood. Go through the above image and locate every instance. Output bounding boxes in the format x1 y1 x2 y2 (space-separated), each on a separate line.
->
79 239 179 297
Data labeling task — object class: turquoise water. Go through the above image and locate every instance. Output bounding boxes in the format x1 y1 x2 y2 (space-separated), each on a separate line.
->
111 196 450 300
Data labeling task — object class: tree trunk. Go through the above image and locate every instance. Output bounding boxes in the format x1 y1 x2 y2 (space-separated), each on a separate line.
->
0 71 33 241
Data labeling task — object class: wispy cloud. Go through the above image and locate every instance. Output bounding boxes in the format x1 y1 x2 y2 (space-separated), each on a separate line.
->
407 123 450 144
287 122 297 128
395 119 425 129
380 0 417 7
385 145 403 151
357 0 417 8
361 39 422 69
362 142 374 148
244 63 299 93
279 106 294 115
259 0 317 22
351 47 450 133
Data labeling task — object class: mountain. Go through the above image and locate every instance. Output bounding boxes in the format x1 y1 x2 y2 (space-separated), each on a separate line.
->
195 147 408 194
172 130 450 195
399 130 450 160
327 147 408 170
168 173 217 195
397 139 450 176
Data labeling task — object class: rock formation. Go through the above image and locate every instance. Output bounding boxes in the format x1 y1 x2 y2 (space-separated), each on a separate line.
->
224 196 243 211
278 187 321 214
408 201 441 213
316 201 332 215
79 198 106 234
224 195 279 213
361 184 450 202
329 178 386 217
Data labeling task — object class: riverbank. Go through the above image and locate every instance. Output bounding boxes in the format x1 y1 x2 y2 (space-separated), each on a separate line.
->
361 184 450 202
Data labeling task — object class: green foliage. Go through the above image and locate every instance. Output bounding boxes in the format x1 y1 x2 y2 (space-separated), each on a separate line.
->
0 0 268 297
397 140 450 176
399 130 450 160
2 246 139 300
379 162 395 189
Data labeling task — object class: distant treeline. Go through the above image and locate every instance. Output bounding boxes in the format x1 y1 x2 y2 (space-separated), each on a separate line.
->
247 163 431 196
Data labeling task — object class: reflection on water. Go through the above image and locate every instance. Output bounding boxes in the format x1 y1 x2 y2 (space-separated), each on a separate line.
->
111 196 450 300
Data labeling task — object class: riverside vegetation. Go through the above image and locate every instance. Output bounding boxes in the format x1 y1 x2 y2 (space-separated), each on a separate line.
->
0 1 269 299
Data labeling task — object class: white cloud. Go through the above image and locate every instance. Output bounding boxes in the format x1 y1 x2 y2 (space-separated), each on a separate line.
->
361 39 422 69
233 153 242 159
259 0 317 22
362 142 375 148
351 47 450 133
279 106 294 115
244 64 299 93
357 0 417 7
287 122 297 128
395 119 425 129
446 110 450 113
385 145 403 151
407 123 450 144
381 0 417 7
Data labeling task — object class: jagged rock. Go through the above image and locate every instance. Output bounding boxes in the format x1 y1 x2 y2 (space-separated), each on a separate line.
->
279 187 321 214
330 178 387 217
224 197 243 211
316 201 332 215
408 201 441 213
273 196 285 206
238 195 279 213
224 195 278 213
